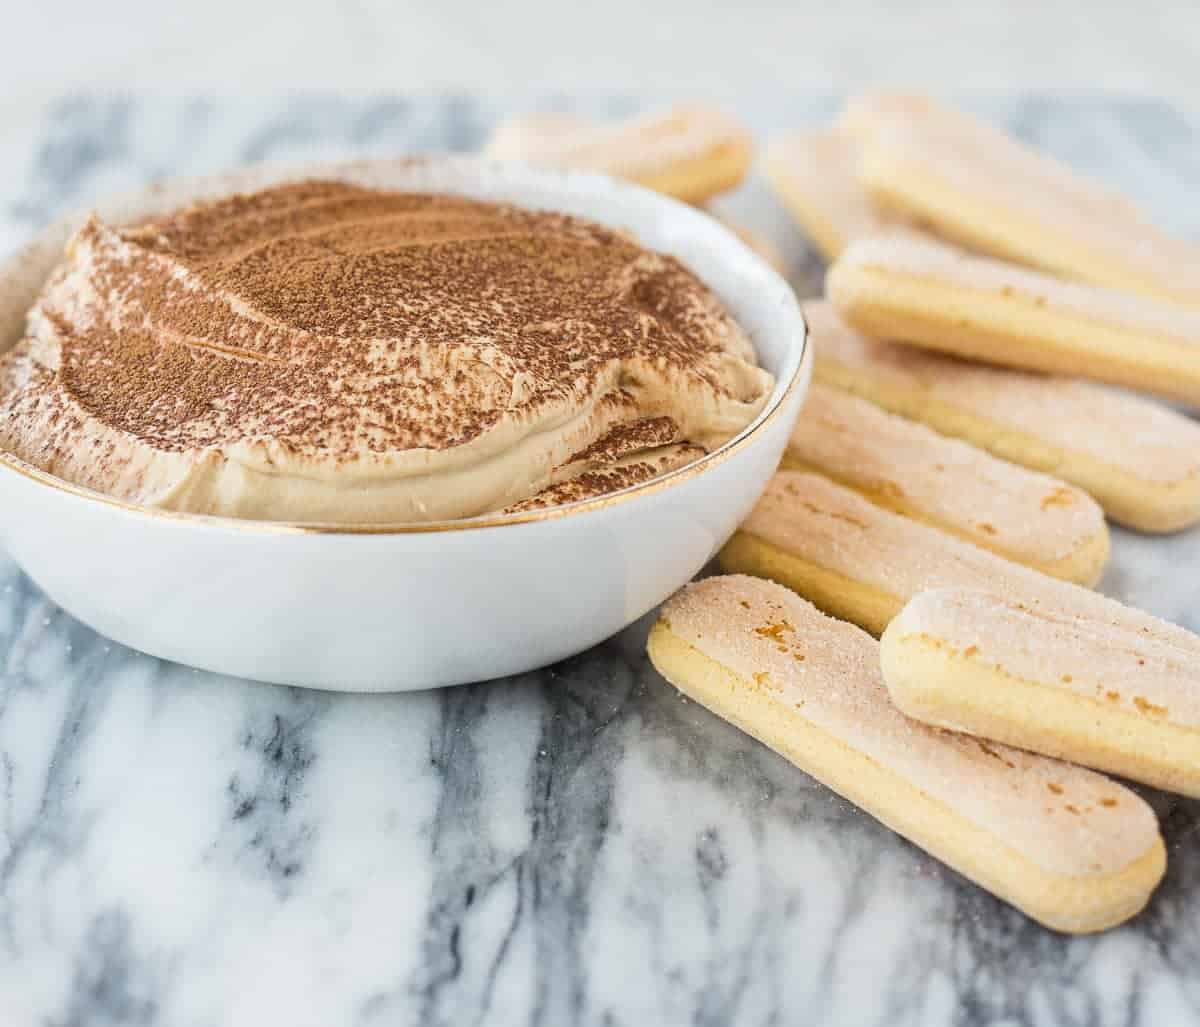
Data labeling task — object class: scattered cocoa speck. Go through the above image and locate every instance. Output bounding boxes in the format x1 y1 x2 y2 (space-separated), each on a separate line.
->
754 620 794 643
1134 696 1168 717
1041 486 1077 510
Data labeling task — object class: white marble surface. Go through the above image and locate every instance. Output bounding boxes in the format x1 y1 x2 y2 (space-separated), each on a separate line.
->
4 0 1200 118
1 94 1200 1027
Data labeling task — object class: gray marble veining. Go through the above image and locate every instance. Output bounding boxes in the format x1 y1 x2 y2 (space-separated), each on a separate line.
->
0 95 1199 1027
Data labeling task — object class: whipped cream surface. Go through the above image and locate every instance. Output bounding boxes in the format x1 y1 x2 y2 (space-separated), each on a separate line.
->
0 180 773 523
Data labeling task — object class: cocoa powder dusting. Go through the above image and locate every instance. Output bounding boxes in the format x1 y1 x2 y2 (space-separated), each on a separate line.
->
0 178 772 521
33 182 756 456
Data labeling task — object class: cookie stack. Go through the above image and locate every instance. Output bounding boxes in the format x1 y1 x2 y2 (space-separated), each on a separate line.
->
483 97 1200 934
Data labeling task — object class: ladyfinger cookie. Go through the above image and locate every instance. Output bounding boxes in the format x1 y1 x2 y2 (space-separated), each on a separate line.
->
709 211 788 275
764 129 914 260
882 587 1200 797
484 112 590 153
483 107 753 204
718 470 1030 635
807 301 1200 532
841 93 1139 223
785 383 1109 584
847 93 1200 308
649 575 1165 933
838 93 941 143
827 235 1200 405
717 471 1200 660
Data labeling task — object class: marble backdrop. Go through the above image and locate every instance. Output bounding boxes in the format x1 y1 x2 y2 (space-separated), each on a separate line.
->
0 95 1199 1027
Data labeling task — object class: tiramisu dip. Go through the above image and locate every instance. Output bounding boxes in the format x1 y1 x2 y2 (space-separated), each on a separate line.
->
0 181 773 523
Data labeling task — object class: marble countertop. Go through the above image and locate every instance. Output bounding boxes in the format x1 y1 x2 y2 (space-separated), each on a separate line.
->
2 94 1199 1027
4 2 1200 117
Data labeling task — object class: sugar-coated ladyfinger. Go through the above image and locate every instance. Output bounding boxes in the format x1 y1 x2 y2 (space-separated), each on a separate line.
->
806 301 1200 534
719 469 1028 635
484 112 591 154
785 383 1108 584
846 93 1200 308
841 93 1139 222
648 575 1165 933
882 587 1200 798
708 211 788 275
483 107 753 204
764 129 915 260
718 471 1200 661
827 235 1200 405
838 93 939 142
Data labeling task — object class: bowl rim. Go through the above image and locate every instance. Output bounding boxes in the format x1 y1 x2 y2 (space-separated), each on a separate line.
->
0 156 809 536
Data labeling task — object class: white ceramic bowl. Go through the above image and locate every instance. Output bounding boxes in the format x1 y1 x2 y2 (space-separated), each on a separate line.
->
0 157 810 691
